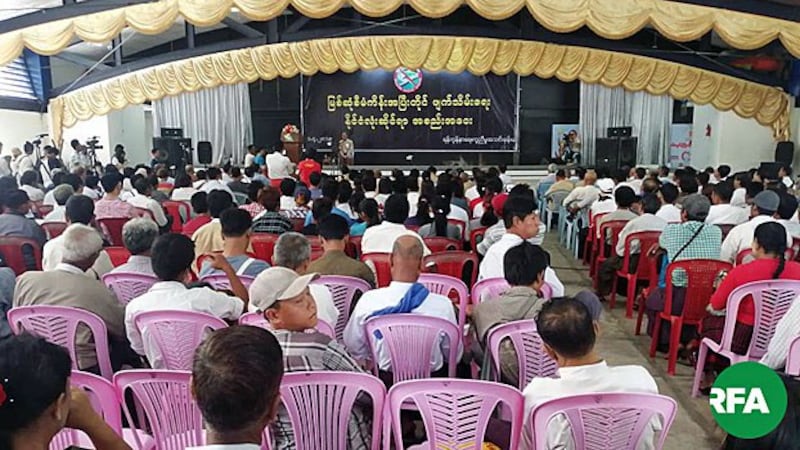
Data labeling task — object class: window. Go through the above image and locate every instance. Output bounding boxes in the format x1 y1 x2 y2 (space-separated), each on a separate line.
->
0 56 37 100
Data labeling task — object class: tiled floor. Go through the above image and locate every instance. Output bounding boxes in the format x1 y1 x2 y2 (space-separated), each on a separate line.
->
542 232 724 450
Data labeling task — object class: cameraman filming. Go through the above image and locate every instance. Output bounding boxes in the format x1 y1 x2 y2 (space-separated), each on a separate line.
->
557 129 581 164
69 139 92 170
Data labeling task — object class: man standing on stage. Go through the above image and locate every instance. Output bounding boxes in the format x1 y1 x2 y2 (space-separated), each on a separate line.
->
338 131 354 167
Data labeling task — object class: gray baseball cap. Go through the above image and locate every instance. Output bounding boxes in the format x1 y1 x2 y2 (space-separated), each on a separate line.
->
753 190 780 213
682 193 711 221
248 266 319 311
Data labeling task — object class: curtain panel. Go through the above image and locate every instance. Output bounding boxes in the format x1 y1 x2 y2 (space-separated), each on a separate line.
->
579 83 673 166
152 82 253 165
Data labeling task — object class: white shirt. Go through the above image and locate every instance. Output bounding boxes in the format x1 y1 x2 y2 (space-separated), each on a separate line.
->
13 154 35 176
705 204 749 226
82 187 101 200
730 187 747 208
447 204 470 237
720 216 792 263
280 196 296 211
361 222 431 256
125 281 244 368
336 202 358 220
126 195 168 227
615 213 667 257
562 185 599 210
43 189 56 206
248 283 338 329
171 187 198 202
343 281 461 371
20 185 44 202
407 192 420 217
44 206 66 222
42 235 113 279
522 361 659 450
478 233 564 297
760 295 800 370
200 179 235 197
465 185 480 202
477 221 546 256
500 173 513 187
244 153 255 168
655 204 682 223
628 179 643 195
589 198 615 217
266 151 292 179
779 219 800 239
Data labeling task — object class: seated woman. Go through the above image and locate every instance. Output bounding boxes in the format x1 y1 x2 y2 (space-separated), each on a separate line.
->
696 221 800 391
350 198 380 237
418 195 461 240
0 334 130 450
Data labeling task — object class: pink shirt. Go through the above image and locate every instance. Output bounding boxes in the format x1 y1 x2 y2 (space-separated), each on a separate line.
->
94 198 134 220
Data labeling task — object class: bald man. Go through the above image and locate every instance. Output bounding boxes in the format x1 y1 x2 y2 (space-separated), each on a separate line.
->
344 236 461 376
562 170 600 214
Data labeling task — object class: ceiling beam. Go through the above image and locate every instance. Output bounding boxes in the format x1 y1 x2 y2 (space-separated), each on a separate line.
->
221 18 264 39
0 0 157 34
51 52 112 71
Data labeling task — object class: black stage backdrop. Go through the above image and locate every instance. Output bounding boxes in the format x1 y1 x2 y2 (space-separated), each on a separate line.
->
302 69 517 152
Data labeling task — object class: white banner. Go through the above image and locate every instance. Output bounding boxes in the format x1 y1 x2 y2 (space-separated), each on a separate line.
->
668 124 693 167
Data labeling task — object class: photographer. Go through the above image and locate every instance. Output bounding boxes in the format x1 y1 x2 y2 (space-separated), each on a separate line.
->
69 139 93 170
111 144 127 169
557 129 581 164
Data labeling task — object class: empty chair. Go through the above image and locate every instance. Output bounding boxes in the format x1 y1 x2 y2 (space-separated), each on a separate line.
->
311 275 371 341
0 236 42 275
162 200 191 232
486 319 558 389
277 371 385 450
527 393 678 450
386 379 524 450
133 310 228 370
97 218 129 247
41 221 68 240
360 252 391 288
471 277 511 305
7 305 113 379
102 272 158 305
423 251 479 290
611 231 662 314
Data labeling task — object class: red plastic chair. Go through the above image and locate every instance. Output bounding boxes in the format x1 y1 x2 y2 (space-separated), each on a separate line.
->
469 227 487 252
611 231 662 314
648 259 733 375
41 221 68 240
447 218 467 241
0 236 42 275
36 203 54 218
591 219 628 286
793 237 800 263
162 200 190 233
97 218 129 246
349 235 362 258
131 207 155 221
423 251 479 290
104 246 131 267
250 233 280 263
423 236 462 252
583 212 608 267
735 249 755 266
361 252 392 288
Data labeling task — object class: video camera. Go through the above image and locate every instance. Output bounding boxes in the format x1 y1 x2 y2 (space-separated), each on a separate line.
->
85 136 103 150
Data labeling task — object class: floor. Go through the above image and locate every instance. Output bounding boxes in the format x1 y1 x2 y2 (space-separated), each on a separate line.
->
541 232 724 450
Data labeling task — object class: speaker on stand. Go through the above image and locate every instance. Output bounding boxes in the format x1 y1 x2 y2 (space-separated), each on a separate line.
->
775 141 794 168
595 138 619 172
197 141 213 166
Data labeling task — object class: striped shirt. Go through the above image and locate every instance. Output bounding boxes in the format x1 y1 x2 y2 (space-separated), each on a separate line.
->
251 211 292 234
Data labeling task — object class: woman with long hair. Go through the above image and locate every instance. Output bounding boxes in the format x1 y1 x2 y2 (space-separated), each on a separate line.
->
418 195 461 239
350 198 381 237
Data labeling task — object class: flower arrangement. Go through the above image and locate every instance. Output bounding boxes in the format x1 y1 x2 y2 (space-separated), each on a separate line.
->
281 124 301 143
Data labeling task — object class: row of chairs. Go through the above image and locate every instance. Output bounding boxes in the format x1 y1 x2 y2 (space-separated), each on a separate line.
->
58 368 679 450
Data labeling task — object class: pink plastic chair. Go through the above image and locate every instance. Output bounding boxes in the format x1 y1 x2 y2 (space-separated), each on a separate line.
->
364 314 460 383
114 370 203 450
418 273 469 336
386 379 524 450
691 279 800 397
486 319 558 389
238 311 337 339
471 277 510 305
199 273 256 290
277 371 385 450
102 272 158 305
311 275 372 342
50 370 154 450
786 335 800 376
528 393 678 450
7 305 113 379
133 310 228 370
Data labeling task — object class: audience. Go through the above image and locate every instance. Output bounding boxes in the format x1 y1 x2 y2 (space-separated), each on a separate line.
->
706 182 748 226
361 194 431 255
227 166 249 194
200 167 235 197
192 190 234 256
43 184 73 222
777 192 800 239
0 189 46 246
18 170 44 202
308 215 375 286
95 173 135 220
199 208 269 278
655 183 682 223
125 233 247 368
418 195 461 240
562 170 598 214
182 191 212 236
596 185 639 240
109 218 159 276
240 180 265 218
128 178 169 229
350 198 380 237
266 146 294 182
252 186 293 235
279 178 297 211
42 195 113 277
170 173 197 202
720 190 792 263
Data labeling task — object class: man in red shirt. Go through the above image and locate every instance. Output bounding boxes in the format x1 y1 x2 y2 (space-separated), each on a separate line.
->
296 149 322 187
182 191 212 236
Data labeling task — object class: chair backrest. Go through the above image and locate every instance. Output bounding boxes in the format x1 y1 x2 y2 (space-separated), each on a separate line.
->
786 335 800 376
361 252 392 288
0 236 42 275
97 218 129 246
251 233 280 263
387 379 524 450
102 272 158 305
793 237 800 263
50 371 123 449
41 221 68 240
423 236 462 252
529 393 678 450
364 314 459 383
7 305 113 379
349 235 362 257
471 277 511 305
447 218 467 241
620 231 662 277
736 249 755 266
664 259 732 322
163 200 190 232
597 220 629 253
586 212 609 242
199 273 256 290
486 319 558 389
113 370 203 450
723 280 800 360
104 246 131 267
133 310 228 370
469 227 487 251
418 273 469 333
641 243 662 289
311 275 372 342
423 251 479 290
545 190 570 212
279 371 386 450
131 207 155 221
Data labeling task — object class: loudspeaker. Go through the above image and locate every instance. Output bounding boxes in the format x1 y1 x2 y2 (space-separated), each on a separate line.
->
607 127 633 138
161 127 183 138
775 141 794 167
595 138 619 171
618 137 638 167
759 162 782 181
197 141 212 165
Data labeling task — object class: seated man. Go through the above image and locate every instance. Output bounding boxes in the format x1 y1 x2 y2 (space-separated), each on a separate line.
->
596 185 639 239
182 191 212 237
14 224 131 372
43 184 74 222
0 189 46 246
251 267 373 450
705 182 748 226
0 266 14 340
125 233 248 369
192 190 235 257
43 195 114 278
344 236 461 380
252 186 293 235
522 298 659 450
777 192 800 239
199 208 270 278
128 178 169 229
109 218 159 276
250 232 338 327
308 215 375 287
94 173 134 220
720 190 792 263
361 194 431 255
655 183 681 224
191 326 284 449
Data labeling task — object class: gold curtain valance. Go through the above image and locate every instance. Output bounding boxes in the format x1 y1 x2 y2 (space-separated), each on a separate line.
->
48 35 791 147
3 0 800 67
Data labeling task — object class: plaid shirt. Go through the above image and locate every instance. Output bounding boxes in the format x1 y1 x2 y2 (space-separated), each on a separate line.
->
659 221 721 286
240 202 265 218
252 211 293 234
271 330 372 450
281 207 310 220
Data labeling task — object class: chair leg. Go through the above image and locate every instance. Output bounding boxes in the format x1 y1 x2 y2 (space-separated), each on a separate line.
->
649 315 662 357
667 317 683 376
691 341 710 397
609 273 619 309
625 276 636 318
635 291 648 335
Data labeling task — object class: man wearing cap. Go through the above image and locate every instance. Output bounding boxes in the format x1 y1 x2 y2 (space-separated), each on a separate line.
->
0 189 46 246
249 266 374 449
588 178 617 218
720 190 792 263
